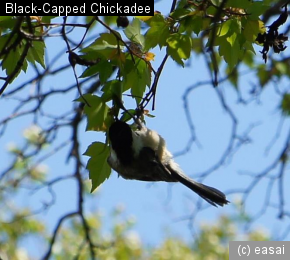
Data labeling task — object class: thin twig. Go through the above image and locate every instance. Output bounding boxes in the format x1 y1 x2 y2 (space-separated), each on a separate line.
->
42 212 79 260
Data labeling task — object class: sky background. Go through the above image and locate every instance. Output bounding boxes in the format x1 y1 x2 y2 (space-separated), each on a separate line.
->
1 2 290 258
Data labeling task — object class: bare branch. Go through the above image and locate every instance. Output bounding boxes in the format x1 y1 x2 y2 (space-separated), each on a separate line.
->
42 212 79 260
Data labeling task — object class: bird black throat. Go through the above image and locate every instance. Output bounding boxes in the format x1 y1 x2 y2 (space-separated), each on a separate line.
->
108 121 134 165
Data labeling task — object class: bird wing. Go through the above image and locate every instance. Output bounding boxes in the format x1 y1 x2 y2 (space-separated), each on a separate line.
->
107 147 177 182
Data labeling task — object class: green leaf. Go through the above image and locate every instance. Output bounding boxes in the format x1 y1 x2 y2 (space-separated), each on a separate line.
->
0 16 13 21
124 18 145 48
170 7 191 20
104 16 118 26
41 16 58 23
76 94 111 132
242 40 255 54
144 15 170 50
281 93 290 116
0 16 16 30
27 41 46 68
175 0 189 9
123 58 151 104
81 33 124 59
246 2 269 20
227 32 237 46
219 18 241 38
120 109 136 122
85 33 121 50
218 19 231 36
98 62 113 84
218 37 240 70
226 67 238 89
122 58 135 76
226 0 252 9
124 68 139 93
242 49 255 67
1 42 28 78
80 60 113 84
80 64 100 78
0 34 22 75
191 38 203 54
243 20 261 41
84 142 111 192
2 48 20 75
166 33 192 66
211 0 224 6
79 52 106 62
226 0 269 19
275 62 288 76
188 15 203 36
101 80 123 102
257 65 271 87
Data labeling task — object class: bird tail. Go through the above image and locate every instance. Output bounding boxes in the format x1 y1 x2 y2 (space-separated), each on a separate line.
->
169 168 229 207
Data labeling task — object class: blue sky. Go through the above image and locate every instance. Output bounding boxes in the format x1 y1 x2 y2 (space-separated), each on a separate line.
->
1 2 290 258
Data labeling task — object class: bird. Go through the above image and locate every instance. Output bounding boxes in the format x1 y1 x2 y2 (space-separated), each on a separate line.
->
107 120 229 207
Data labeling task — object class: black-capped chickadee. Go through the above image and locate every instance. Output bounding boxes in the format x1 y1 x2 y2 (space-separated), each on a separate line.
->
107 120 229 207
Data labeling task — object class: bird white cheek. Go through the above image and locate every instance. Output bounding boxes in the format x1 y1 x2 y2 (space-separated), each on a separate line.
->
109 148 119 164
132 132 144 156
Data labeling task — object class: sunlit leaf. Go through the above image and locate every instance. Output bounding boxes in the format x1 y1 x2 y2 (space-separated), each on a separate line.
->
84 142 111 192
218 37 240 70
144 16 170 50
104 16 118 25
124 18 145 48
81 33 124 60
135 16 153 21
218 20 231 36
166 33 192 66
122 58 151 104
76 94 111 132
243 20 261 41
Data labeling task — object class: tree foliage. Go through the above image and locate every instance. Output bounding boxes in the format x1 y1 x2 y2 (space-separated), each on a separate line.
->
0 201 269 259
